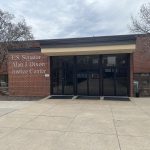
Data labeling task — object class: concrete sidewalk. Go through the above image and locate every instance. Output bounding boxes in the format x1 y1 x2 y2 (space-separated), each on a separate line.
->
0 97 150 150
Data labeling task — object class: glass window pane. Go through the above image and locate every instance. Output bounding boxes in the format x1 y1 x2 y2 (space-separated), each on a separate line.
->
63 57 74 95
103 67 115 96
103 55 116 67
77 56 88 95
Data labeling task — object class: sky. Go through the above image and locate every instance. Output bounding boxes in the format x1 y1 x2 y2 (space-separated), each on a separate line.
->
0 0 149 40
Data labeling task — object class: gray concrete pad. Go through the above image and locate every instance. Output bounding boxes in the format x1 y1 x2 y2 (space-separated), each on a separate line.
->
0 97 150 150
55 132 120 150
119 135 150 150
0 115 36 128
68 116 116 134
0 128 63 150
0 101 34 109
115 119 150 136
0 128 16 138
0 108 16 117
22 116 73 131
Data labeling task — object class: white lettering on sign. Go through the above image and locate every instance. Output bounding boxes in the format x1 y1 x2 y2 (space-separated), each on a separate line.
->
13 62 24 68
11 54 47 75
21 55 41 60
11 55 41 61
29 62 46 67
11 55 20 60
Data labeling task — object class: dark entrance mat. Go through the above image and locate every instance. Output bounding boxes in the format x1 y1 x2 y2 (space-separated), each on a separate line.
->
76 96 100 100
49 95 73 99
104 96 130 101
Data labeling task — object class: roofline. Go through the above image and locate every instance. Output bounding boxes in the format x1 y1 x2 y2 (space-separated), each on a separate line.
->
8 33 148 44
8 33 149 52
38 34 139 48
37 34 138 43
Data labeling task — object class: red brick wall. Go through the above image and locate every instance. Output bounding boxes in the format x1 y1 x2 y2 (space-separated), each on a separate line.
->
8 52 50 96
133 36 150 96
134 36 150 73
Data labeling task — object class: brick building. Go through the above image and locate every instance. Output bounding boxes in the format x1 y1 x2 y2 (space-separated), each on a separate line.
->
0 34 150 97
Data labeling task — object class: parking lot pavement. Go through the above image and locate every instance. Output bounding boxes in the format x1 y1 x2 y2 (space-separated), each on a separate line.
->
0 97 150 150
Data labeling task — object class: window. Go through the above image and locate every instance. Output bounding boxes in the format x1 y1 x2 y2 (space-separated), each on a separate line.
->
0 74 8 94
134 73 150 96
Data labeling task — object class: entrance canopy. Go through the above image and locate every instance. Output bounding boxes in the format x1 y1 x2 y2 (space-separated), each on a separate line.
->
41 44 135 56
39 34 136 56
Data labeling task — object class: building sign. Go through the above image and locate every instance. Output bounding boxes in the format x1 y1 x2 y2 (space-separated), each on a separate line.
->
10 54 47 75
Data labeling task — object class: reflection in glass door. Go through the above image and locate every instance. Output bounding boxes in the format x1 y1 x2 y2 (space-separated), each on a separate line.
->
51 57 74 95
102 54 129 96
51 54 129 97
63 57 74 95
76 56 100 96
88 56 100 96
116 68 128 96
103 67 115 96
77 56 88 95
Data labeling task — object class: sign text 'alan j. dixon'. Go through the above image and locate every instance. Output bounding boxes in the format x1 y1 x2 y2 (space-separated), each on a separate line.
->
10 54 47 75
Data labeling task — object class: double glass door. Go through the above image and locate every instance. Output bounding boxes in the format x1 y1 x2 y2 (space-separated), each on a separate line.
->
102 55 129 96
51 57 74 95
51 54 129 96
77 56 100 96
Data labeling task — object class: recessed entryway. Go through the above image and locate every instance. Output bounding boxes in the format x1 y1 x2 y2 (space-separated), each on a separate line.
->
51 54 130 97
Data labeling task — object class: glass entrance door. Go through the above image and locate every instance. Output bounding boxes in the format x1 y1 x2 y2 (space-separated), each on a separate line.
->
51 56 74 95
88 56 100 96
63 57 74 95
51 54 130 97
102 54 129 96
77 56 88 95
103 67 115 96
76 56 100 96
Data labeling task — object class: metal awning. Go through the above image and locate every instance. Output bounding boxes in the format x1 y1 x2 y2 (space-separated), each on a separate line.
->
41 44 136 56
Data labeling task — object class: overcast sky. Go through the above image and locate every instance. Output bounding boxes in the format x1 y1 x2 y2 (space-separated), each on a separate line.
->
0 0 149 39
